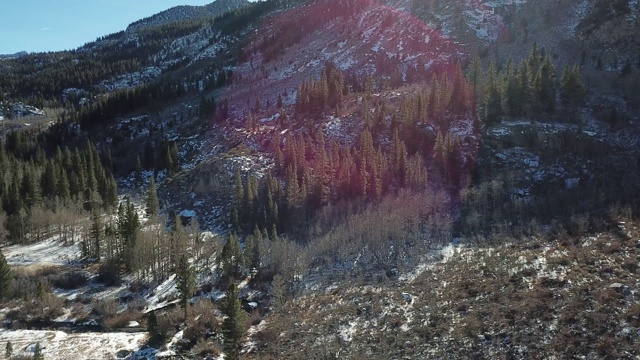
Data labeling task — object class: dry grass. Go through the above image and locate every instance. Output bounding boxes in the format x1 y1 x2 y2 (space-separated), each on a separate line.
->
245 218 640 359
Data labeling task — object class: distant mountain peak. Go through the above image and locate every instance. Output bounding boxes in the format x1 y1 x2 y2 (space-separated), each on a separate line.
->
127 0 250 31
0 51 28 60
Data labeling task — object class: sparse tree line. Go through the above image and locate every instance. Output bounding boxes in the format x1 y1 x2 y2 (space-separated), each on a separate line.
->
83 180 211 285
57 68 231 132
295 63 346 117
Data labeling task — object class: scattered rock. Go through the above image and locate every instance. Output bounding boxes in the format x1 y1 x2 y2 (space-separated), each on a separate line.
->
116 350 131 359
609 283 632 297
401 292 412 304
617 327 633 339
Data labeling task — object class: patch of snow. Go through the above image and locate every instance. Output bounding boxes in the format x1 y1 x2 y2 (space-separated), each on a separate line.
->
371 39 383 52
179 209 197 218
259 113 280 124
0 329 147 359
516 187 531 197
336 56 356 70
144 274 179 313
449 119 474 137
2 237 81 267
524 157 539 168
5 102 46 118
97 67 162 92
492 127 510 136
440 243 460 264
565 177 580 189
568 0 593 35
338 322 356 342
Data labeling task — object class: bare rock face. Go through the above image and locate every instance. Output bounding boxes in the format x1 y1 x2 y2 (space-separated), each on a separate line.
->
585 17 640 57
578 0 640 55
610 282 633 298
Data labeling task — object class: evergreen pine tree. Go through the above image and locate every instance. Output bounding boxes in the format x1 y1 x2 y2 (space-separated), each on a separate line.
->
171 212 187 265
41 161 56 199
270 223 278 241
176 254 195 321
232 170 244 231
285 165 299 213
244 175 259 230
470 56 483 98
5 341 12 360
21 168 41 209
218 233 243 281
145 178 160 219
560 64 586 116
528 42 541 77
135 156 143 187
484 61 503 124
222 283 248 360
518 61 532 116
537 55 556 114
104 175 118 209
90 210 102 261
170 144 179 174
55 165 71 204
504 58 522 117
451 62 468 114
0 249 12 299
244 226 261 272
147 310 165 343
121 198 140 272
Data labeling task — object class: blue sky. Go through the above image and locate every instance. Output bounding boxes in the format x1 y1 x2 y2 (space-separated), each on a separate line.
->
0 0 221 54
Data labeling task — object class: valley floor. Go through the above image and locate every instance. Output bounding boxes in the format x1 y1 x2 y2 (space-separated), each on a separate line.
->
3 216 640 359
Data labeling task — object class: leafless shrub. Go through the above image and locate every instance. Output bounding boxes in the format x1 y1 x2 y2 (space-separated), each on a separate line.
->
102 310 140 330
191 339 221 359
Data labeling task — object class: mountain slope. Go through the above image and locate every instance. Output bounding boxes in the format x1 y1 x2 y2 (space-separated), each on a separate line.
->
225 0 463 117
250 215 640 359
1 1 640 359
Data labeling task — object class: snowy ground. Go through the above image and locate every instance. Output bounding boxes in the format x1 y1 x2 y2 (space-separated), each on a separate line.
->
143 274 180 313
1 236 162 359
0 329 149 360
2 237 81 267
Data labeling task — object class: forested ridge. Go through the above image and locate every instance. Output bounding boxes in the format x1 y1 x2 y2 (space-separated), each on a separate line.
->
1 0 640 358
